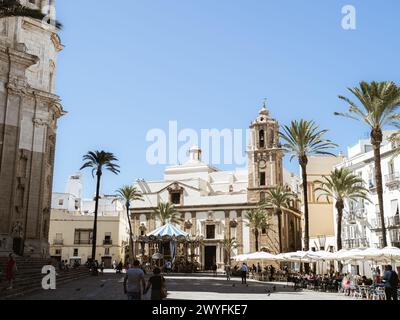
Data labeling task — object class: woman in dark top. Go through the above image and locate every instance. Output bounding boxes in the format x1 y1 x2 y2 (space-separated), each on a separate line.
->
145 267 166 300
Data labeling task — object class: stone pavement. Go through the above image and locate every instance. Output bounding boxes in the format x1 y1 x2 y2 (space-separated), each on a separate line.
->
17 271 353 300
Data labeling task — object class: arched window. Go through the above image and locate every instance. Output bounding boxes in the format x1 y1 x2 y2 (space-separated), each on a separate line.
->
259 130 265 148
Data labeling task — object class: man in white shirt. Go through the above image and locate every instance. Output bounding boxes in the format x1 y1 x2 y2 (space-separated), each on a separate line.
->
123 260 146 300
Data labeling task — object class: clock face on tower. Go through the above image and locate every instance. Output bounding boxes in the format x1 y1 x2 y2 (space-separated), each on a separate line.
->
259 160 266 169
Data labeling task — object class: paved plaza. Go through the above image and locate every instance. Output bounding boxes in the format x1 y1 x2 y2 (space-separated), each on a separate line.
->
17 271 352 300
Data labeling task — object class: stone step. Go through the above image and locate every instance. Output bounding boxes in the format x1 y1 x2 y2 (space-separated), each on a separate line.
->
0 269 90 299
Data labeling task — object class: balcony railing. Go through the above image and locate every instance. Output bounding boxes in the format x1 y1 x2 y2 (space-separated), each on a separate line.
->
53 239 64 245
103 239 113 245
346 208 367 223
387 215 400 228
385 172 400 186
74 240 93 245
370 216 393 230
343 238 369 249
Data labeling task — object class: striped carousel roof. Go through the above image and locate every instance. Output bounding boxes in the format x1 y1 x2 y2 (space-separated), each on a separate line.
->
147 223 189 238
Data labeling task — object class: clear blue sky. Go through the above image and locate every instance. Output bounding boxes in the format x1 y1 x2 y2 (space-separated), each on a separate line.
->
54 0 400 198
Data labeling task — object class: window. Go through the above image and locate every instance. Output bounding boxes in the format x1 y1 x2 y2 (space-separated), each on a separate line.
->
73 248 78 257
391 200 398 215
261 228 267 234
74 229 93 244
389 160 395 175
171 192 181 205
206 225 215 239
104 248 110 255
260 172 266 186
55 249 61 255
104 232 112 245
58 199 63 206
259 130 265 148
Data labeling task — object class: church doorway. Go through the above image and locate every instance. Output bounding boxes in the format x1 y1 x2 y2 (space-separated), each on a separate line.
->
204 246 216 271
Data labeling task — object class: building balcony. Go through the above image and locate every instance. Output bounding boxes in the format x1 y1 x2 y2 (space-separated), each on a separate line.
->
74 240 93 245
103 239 113 245
387 215 400 228
346 208 367 224
385 172 400 188
343 238 369 249
53 239 64 245
370 216 391 231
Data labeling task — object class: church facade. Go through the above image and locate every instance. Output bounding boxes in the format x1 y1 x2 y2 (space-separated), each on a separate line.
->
131 105 302 270
0 1 64 257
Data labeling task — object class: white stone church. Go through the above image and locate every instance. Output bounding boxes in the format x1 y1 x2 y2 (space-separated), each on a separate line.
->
131 105 303 270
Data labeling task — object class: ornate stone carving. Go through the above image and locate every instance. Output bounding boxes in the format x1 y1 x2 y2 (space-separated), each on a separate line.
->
184 220 193 229
229 220 238 228
33 118 50 127
11 221 24 238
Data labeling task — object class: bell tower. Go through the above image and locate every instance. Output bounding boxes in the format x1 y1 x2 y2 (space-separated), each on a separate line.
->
0 0 64 257
247 101 283 203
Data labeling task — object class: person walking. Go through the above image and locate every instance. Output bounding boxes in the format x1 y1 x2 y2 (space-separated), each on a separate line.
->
5 253 17 290
212 264 218 276
123 260 146 300
240 263 248 285
100 261 105 275
165 261 172 274
117 261 123 274
144 267 166 300
225 264 231 281
383 265 399 301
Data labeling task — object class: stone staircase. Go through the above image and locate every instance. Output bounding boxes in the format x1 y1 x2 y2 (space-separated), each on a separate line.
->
0 257 90 299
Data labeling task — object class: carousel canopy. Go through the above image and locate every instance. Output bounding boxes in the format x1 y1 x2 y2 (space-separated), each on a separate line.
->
147 223 189 238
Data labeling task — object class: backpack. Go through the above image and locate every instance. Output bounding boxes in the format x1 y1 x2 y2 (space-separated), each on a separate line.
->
390 271 399 287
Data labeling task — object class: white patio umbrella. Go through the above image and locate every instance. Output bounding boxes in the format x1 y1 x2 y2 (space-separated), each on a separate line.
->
380 246 400 264
231 254 249 262
246 252 279 261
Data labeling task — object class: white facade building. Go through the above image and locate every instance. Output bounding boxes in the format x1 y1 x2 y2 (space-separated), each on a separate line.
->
335 131 400 251
49 174 130 267
131 106 303 271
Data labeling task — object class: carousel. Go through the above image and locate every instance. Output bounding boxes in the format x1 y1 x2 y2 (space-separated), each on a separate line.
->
136 223 204 273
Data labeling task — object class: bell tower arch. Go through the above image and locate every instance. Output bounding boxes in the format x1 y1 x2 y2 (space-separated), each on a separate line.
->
247 101 283 203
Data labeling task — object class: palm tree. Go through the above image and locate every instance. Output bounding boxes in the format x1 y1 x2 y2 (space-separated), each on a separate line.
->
0 0 62 28
314 168 369 252
222 237 237 264
80 151 120 263
245 209 268 252
153 202 183 226
264 186 296 253
280 120 337 252
114 185 143 264
336 81 400 247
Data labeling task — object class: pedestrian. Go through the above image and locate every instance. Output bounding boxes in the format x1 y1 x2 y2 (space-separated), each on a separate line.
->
240 263 248 285
100 261 105 275
165 260 172 274
270 265 275 281
257 263 262 274
113 260 117 270
225 264 231 281
117 261 123 274
5 253 17 290
212 263 218 276
144 267 166 300
123 260 146 300
383 265 399 301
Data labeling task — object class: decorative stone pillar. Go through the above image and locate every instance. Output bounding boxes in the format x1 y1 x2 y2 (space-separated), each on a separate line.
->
237 210 243 254
191 212 197 235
